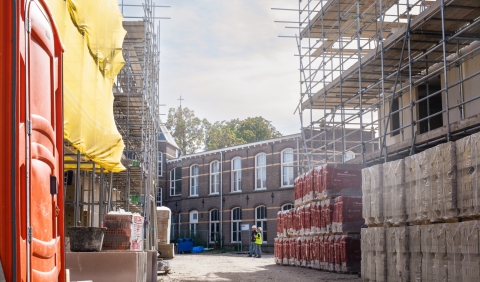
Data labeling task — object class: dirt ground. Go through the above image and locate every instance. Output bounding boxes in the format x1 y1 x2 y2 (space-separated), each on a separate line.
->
158 253 361 282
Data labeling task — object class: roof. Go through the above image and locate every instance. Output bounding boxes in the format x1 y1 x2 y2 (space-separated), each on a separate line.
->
167 133 301 163
158 122 180 149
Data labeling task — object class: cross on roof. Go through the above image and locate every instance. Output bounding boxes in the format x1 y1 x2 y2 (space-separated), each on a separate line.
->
178 95 184 107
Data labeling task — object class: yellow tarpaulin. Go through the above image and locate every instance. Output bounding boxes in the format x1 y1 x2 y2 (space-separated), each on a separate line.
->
46 0 126 172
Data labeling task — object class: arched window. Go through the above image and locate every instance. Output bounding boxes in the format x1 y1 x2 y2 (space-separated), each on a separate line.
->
255 153 266 190
255 206 267 243
231 208 242 243
170 167 182 196
210 161 220 194
190 164 199 196
281 203 294 211
282 148 294 187
190 210 198 235
209 209 220 243
231 157 242 192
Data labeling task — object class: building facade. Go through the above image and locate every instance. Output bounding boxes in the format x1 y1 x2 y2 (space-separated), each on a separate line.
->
161 134 301 251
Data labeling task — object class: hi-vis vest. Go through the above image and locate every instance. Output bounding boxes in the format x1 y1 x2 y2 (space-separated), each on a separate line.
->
255 232 262 244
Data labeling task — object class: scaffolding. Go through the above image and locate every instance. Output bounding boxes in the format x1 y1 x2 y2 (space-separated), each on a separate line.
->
63 0 168 251
276 0 480 169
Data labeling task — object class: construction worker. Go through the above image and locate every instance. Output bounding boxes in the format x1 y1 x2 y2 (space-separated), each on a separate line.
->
248 225 257 257
255 227 262 258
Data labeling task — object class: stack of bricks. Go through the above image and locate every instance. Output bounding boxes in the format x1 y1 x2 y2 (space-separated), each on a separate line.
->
102 212 144 251
362 133 480 282
275 163 364 274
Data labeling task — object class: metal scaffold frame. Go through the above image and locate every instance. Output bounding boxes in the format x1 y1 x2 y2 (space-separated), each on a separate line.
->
113 0 168 220
276 0 480 170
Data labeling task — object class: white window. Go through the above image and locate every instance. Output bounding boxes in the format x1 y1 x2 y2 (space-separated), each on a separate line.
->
210 161 220 194
281 148 294 187
255 153 267 189
281 203 294 211
190 164 199 196
169 167 182 196
190 210 198 235
156 187 162 207
157 152 163 177
231 157 242 192
345 150 356 162
209 209 220 243
255 206 267 243
231 208 242 243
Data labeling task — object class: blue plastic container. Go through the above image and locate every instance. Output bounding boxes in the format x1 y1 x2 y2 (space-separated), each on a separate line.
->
177 238 194 253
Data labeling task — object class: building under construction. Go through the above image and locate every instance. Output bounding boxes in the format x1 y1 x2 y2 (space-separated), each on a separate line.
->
287 0 480 169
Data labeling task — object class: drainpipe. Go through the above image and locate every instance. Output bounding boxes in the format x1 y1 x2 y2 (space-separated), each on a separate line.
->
220 151 223 249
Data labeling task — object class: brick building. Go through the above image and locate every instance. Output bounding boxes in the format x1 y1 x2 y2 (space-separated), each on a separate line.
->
161 134 302 251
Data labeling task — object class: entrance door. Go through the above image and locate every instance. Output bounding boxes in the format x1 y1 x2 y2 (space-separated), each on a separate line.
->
27 1 62 280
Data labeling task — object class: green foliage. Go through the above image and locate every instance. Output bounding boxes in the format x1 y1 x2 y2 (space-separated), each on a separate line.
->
166 106 282 153
205 117 282 150
165 106 208 155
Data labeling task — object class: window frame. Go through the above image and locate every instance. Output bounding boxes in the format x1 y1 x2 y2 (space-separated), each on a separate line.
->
281 148 294 187
231 207 242 243
255 153 267 190
169 167 182 196
255 205 267 243
231 157 242 192
157 152 163 177
190 210 199 235
281 203 294 211
209 209 220 243
210 161 220 194
190 164 199 197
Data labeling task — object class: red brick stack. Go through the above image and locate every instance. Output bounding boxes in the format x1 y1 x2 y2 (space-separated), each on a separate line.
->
275 163 365 273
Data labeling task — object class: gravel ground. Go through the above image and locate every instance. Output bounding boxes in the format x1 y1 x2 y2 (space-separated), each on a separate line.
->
158 253 361 282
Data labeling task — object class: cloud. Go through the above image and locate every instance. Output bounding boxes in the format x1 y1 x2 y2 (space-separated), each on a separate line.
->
125 0 302 135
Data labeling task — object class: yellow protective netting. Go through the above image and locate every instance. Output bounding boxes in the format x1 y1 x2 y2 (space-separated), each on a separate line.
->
46 0 126 172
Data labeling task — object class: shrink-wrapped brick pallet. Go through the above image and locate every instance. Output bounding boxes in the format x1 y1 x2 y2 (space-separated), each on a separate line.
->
314 166 323 200
374 227 387 282
405 151 429 224
321 198 335 233
361 228 374 281
294 175 303 206
295 237 302 267
386 226 409 282
338 234 361 273
322 163 365 198
405 142 458 224
332 196 364 233
420 224 447 282
408 226 422 282
304 170 314 203
383 160 406 226
445 221 480 282
428 142 457 222
456 132 480 218
362 164 384 226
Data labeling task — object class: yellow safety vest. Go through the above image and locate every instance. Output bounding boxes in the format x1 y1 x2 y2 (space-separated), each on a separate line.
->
255 232 262 245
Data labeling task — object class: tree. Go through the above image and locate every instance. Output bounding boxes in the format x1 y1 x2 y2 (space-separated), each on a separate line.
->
204 121 246 150
205 117 282 150
165 106 208 155
234 117 282 143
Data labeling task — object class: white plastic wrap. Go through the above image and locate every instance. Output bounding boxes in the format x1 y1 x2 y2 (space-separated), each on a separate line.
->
405 152 429 224
408 226 422 282
383 160 406 225
386 227 409 282
428 142 457 222
456 132 480 218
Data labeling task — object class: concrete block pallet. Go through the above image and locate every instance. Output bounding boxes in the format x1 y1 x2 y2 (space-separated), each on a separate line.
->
361 131 480 281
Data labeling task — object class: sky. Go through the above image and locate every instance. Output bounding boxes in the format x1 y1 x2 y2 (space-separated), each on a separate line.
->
121 0 302 135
